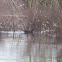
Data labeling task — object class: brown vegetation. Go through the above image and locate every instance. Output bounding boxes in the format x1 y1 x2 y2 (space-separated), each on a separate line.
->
0 0 62 32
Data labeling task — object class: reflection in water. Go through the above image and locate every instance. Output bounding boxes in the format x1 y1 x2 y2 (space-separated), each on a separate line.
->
0 32 62 62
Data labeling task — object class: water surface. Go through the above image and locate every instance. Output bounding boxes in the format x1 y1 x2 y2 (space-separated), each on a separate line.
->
0 32 62 62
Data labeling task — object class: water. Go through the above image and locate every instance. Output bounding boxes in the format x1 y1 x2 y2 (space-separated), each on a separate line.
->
0 32 62 62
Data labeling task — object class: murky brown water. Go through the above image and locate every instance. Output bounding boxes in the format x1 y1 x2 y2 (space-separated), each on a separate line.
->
0 32 62 62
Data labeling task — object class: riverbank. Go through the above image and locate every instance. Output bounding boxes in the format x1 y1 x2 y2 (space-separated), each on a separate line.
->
0 30 54 34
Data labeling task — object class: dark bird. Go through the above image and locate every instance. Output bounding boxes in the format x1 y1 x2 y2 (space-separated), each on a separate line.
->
24 29 34 34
